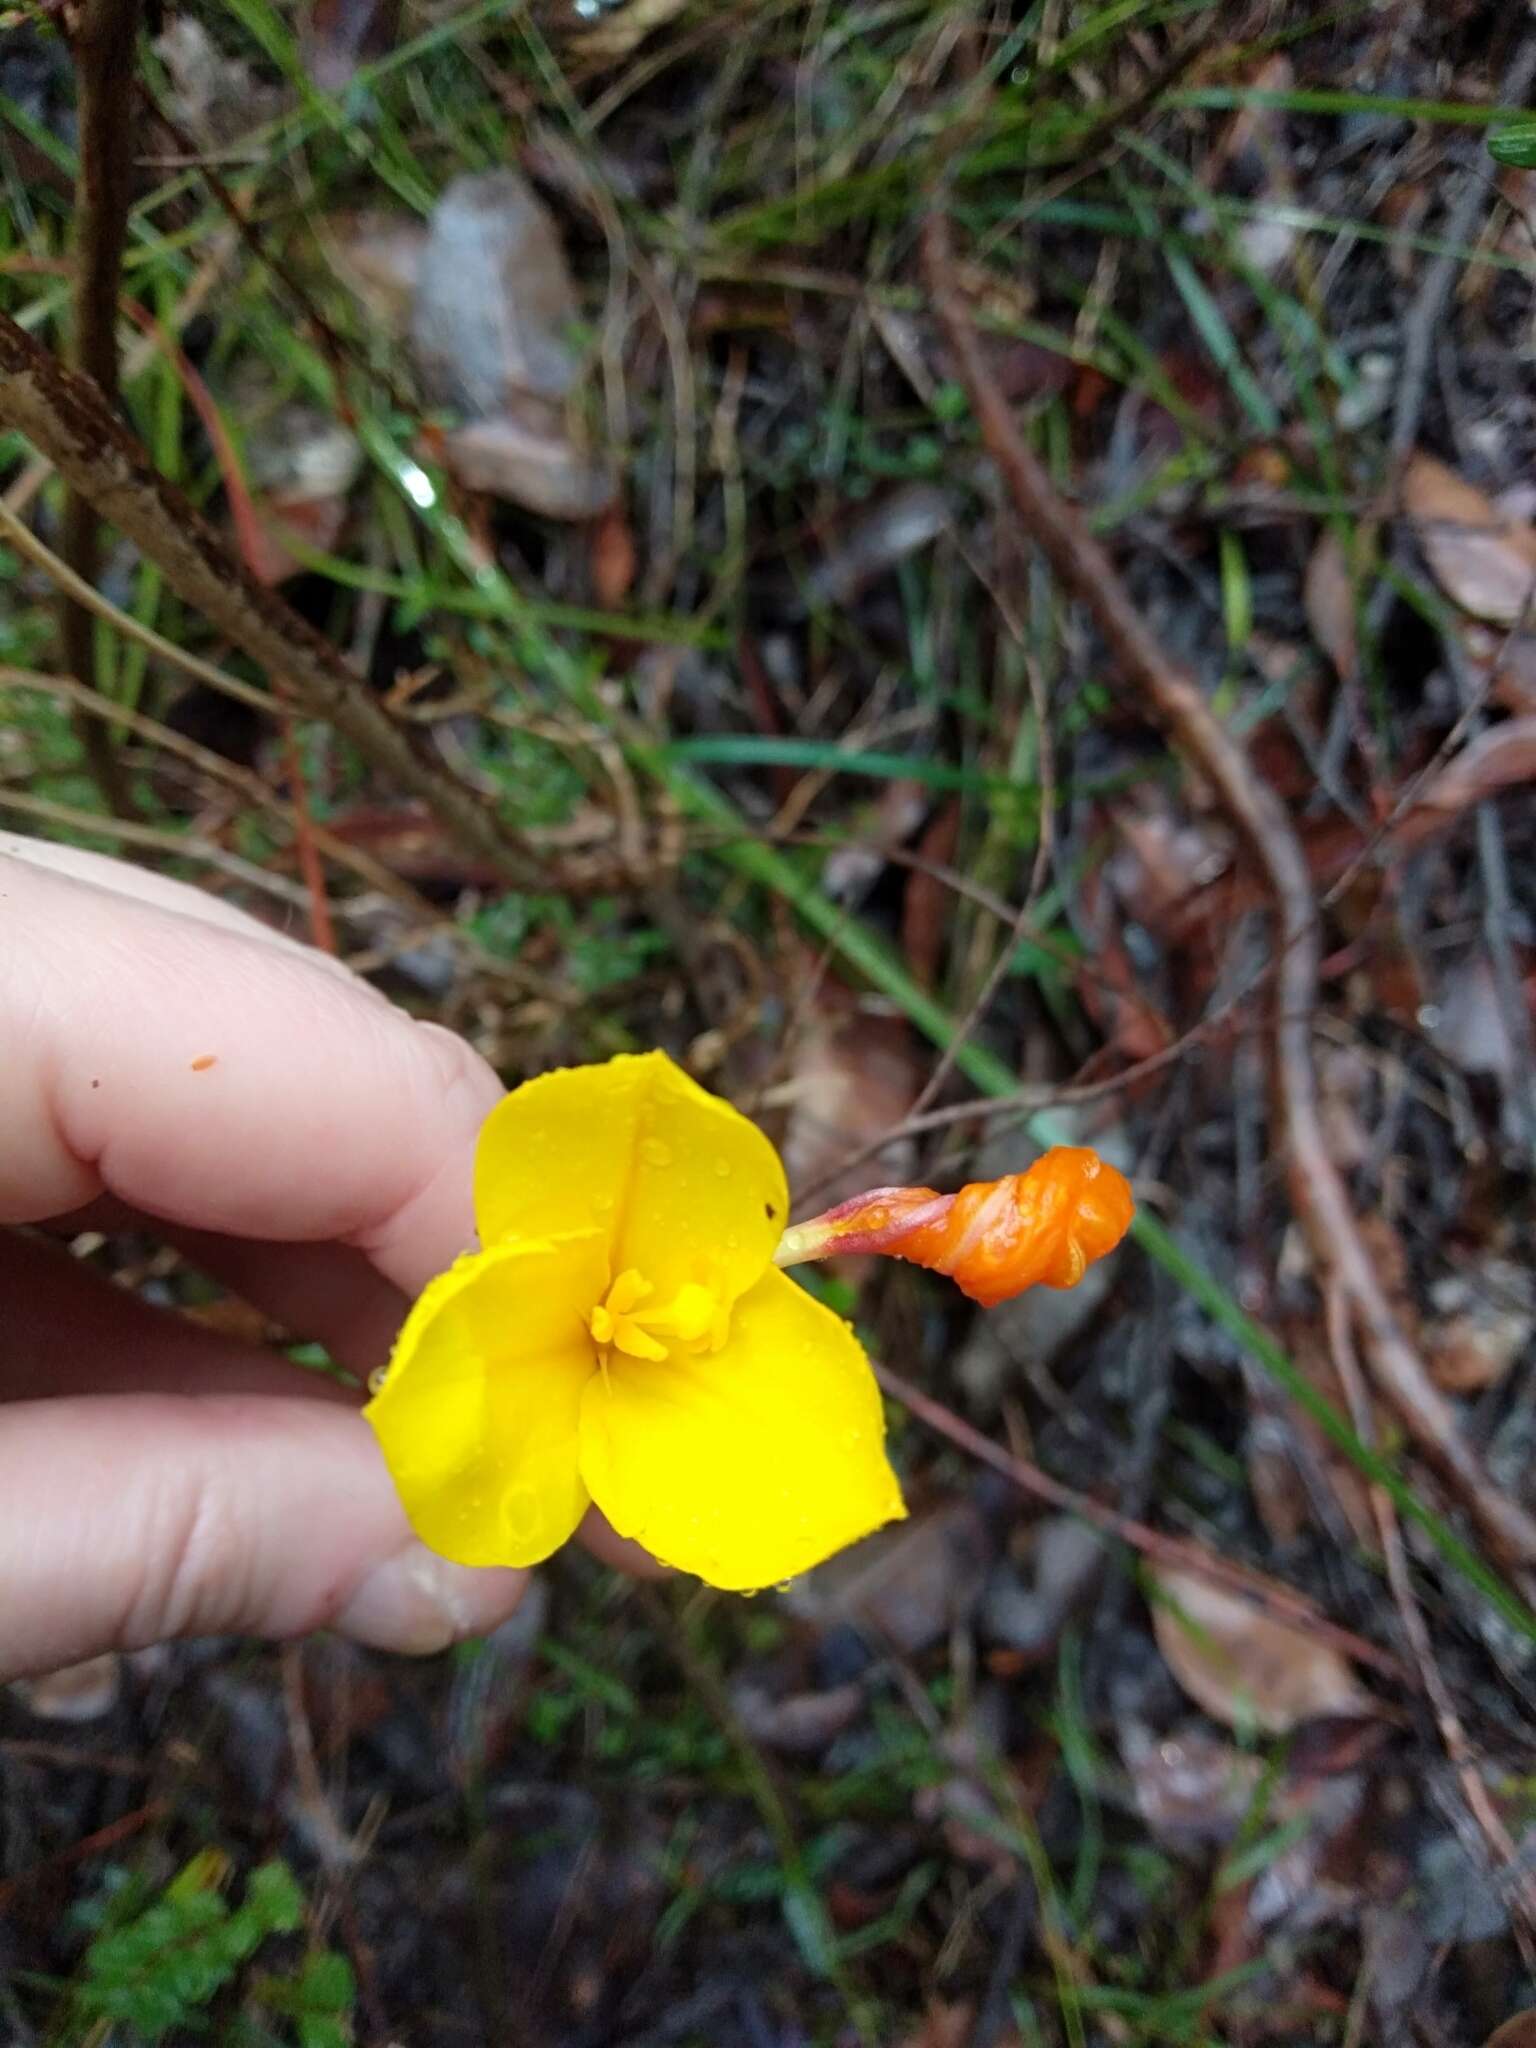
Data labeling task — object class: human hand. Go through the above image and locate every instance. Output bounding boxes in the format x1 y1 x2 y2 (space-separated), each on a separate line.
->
0 833 639 1683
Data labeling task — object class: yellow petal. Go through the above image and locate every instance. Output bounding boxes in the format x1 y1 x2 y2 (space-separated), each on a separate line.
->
577 1268 905 1590
364 1233 606 1567
475 1050 788 1306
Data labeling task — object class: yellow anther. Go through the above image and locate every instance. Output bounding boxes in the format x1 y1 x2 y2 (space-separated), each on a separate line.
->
587 1268 728 1362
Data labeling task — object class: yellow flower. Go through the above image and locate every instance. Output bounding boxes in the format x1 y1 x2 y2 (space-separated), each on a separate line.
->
365 1050 906 1591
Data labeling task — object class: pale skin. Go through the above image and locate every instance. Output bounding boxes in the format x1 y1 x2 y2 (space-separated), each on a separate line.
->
0 832 651 1685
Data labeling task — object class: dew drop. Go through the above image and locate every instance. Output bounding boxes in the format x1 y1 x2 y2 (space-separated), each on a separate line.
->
501 1484 542 1544
725 1231 739 1250
640 1136 673 1167
714 1157 732 1179
592 1191 614 1211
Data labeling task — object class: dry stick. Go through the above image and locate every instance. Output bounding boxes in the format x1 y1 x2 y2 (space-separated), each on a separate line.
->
922 208 1536 1571
0 1800 167 1917
3 655 435 944
1388 41 1536 473
0 669 442 916
0 227 239 520
143 91 425 429
0 491 284 714
0 785 340 914
0 308 544 890
1338 34 1536 782
60 0 141 815
1324 1282 1536 1956
6 255 344 950
873 1358 1403 1684
907 653 1058 1124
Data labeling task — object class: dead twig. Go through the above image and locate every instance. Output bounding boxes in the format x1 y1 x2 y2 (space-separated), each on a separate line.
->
1324 1283 1536 1958
922 207 1536 1570
1339 36 1536 782
0 664 452 920
1387 39 1536 472
873 1358 1403 1684
906 653 1057 1123
0 308 546 891
61 0 142 814
0 1800 166 1917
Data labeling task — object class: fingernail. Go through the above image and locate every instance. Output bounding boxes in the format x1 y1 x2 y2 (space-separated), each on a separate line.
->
334 1541 529 1655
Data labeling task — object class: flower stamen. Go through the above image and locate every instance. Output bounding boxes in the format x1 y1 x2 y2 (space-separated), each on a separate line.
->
588 1268 728 1362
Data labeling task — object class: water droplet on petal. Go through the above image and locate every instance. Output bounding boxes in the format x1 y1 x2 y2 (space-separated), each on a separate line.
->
725 1232 739 1250
501 1484 542 1544
640 1137 673 1167
714 1157 732 1179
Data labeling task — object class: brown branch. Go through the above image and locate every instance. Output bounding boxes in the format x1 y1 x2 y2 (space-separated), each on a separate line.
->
1324 1282 1536 1953
874 1359 1404 1685
62 0 142 814
922 208 1536 1571
0 308 546 890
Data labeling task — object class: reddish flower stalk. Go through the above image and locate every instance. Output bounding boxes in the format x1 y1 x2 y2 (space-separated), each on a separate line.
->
774 1147 1135 1309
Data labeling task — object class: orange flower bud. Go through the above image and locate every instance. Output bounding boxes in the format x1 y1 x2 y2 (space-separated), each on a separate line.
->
774 1147 1134 1308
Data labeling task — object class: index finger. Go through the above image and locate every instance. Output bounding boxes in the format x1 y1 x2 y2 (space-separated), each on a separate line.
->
0 842 503 1294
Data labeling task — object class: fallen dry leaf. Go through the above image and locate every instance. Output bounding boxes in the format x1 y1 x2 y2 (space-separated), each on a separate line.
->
781 1501 991 1654
412 171 584 417
302 0 399 92
896 2002 1022 2048
1149 1568 1377 1735
1303 528 1360 682
1108 795 1231 934
322 211 427 336
590 502 637 607
241 405 361 586
1429 950 1519 1093
802 483 955 610
774 985 921 1210
569 0 691 65
1413 718 1536 827
822 777 930 902
731 1678 866 1756
411 170 615 519
1425 1258 1534 1394
1403 452 1536 625
153 16 282 145
1120 1719 1265 1848
1463 622 1536 713
898 796 959 989
245 489 350 588
442 415 614 520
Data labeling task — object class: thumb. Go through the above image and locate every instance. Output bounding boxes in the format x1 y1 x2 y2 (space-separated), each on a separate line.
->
0 1391 528 1682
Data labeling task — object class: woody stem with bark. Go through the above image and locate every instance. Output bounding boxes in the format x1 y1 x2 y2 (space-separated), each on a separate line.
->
62 0 141 813
0 308 547 889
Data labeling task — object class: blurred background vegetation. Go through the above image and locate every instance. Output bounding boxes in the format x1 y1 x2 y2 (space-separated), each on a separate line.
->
3 1 1536 2042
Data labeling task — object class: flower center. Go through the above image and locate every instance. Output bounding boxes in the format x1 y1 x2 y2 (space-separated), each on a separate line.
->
587 1267 729 1363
